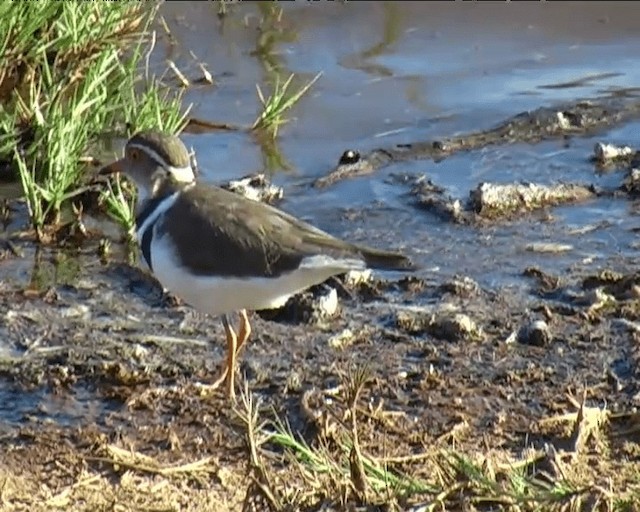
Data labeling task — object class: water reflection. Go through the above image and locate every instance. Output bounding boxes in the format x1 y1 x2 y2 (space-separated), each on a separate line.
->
340 2 402 78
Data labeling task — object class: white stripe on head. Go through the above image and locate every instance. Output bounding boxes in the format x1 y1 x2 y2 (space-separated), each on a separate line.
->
136 190 182 243
128 143 195 183
168 165 195 183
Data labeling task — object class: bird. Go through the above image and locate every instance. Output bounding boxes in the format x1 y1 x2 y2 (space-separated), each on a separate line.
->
101 131 416 399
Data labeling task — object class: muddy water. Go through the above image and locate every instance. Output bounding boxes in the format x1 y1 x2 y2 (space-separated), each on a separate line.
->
3 2 640 428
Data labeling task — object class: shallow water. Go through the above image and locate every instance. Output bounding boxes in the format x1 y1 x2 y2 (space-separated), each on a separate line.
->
159 1 640 286
0 382 119 432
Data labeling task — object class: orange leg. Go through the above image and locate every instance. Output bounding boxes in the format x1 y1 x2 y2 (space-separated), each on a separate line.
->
208 314 237 398
223 314 239 400
204 311 252 400
236 309 252 355
223 310 252 399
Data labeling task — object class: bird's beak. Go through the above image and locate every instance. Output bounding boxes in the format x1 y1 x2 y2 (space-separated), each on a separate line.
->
99 158 126 176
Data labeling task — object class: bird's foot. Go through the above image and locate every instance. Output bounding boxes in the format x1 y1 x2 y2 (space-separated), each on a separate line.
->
126 376 229 408
190 369 230 398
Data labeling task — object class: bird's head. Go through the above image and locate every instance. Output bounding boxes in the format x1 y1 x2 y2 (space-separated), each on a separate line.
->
100 131 195 202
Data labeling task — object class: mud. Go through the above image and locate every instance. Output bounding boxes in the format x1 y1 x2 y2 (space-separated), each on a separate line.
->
1 237 640 509
313 95 640 189
6 118 640 511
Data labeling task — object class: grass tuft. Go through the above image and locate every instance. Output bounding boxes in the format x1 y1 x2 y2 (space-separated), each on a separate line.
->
230 369 626 511
99 173 135 241
252 72 322 138
0 2 189 240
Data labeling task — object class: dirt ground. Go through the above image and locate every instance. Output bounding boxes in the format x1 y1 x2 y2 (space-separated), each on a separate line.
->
1 240 640 511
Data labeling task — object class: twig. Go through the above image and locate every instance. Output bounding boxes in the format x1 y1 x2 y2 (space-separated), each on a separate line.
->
45 474 104 507
235 383 282 511
132 334 208 347
85 453 217 477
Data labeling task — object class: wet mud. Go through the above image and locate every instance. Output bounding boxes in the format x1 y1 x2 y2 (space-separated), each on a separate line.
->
1 234 640 509
3 154 640 508
313 95 640 189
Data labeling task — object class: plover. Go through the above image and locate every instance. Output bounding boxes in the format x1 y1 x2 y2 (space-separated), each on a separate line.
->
102 131 415 399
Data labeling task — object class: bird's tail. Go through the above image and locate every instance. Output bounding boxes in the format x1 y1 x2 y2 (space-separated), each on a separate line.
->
357 245 417 271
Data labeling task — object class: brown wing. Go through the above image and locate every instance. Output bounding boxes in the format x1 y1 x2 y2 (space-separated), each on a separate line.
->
159 183 413 278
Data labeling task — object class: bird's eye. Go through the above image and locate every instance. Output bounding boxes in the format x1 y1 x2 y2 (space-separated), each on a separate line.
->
129 149 139 161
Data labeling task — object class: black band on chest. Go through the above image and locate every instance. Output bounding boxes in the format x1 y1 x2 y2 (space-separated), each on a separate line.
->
140 225 154 271
135 194 167 229
136 194 173 273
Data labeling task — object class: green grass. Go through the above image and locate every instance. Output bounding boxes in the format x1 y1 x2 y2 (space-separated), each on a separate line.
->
100 173 135 240
0 2 323 238
252 72 322 138
0 2 189 241
257 414 619 511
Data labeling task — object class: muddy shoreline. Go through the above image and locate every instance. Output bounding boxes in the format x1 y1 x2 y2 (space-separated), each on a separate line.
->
2 92 640 508
314 92 640 190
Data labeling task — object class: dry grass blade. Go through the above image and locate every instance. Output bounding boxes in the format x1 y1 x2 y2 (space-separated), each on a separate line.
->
569 390 609 455
346 365 370 502
87 444 219 478
189 50 214 84
45 474 103 508
233 383 283 512
167 59 190 88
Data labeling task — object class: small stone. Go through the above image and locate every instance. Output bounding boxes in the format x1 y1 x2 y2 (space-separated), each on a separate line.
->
525 242 573 254
430 313 482 342
469 182 593 219
223 174 284 204
339 149 361 165
59 304 91 320
439 275 479 297
432 140 449 152
556 111 572 130
516 320 551 347
344 269 372 287
259 286 340 325
316 288 339 319
593 142 633 162
622 168 640 194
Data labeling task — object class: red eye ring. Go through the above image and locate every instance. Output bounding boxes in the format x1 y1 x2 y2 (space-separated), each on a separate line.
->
129 148 139 161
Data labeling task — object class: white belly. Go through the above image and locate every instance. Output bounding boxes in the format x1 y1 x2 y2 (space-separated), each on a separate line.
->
148 234 366 316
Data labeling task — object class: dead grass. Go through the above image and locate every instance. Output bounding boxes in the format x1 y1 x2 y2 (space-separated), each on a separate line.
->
0 377 638 512
0 466 243 512
230 375 638 512
0 431 246 512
